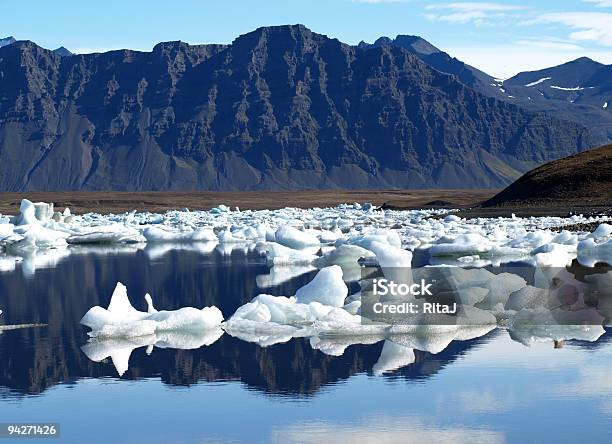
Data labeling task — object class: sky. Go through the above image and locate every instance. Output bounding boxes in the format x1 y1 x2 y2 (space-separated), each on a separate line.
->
3 0 612 78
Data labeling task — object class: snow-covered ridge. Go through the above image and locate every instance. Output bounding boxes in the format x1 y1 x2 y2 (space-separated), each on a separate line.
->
524 77 551 87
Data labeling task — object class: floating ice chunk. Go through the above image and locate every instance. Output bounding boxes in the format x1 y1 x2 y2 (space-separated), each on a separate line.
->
429 233 493 257
505 286 549 311
217 229 246 243
145 306 224 331
372 340 415 375
210 204 230 214
317 229 343 243
368 241 412 268
256 241 318 265
343 300 361 315
80 282 223 338
14 199 54 225
444 214 461 223
343 229 402 250
577 238 612 266
532 243 574 267
0 223 15 241
68 225 145 244
275 225 320 249
143 226 217 243
232 301 272 323
315 244 374 268
590 223 612 241
475 273 527 312
294 266 348 307
249 294 317 324
4 224 69 252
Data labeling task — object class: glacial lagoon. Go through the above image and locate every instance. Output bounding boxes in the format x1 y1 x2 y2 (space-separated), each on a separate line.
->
0 244 611 443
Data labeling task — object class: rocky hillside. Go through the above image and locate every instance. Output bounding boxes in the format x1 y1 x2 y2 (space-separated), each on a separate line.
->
360 35 612 146
0 25 595 191
483 143 612 207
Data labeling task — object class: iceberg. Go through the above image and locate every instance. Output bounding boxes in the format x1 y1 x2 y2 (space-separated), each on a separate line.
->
577 238 612 266
295 265 348 307
80 282 223 338
275 225 320 249
255 241 318 265
143 226 217 243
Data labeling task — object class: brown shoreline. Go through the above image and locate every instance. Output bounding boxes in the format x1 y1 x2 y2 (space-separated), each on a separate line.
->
0 189 495 215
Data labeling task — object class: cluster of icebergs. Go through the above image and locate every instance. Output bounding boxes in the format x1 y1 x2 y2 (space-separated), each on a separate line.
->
2 198 611 376
2 199 612 276
80 259 611 376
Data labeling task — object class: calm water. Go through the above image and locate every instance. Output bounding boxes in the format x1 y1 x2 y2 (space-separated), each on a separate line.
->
0 245 611 444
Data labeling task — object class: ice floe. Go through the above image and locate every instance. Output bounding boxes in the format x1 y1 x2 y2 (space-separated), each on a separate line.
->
2 198 611 374
80 283 223 338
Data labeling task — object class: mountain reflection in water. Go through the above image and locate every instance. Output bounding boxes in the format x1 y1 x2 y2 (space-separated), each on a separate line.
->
0 245 610 399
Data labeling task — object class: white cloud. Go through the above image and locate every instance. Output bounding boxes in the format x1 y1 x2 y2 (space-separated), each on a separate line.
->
427 2 529 12
514 38 584 51
443 43 612 78
532 12 612 46
425 2 529 25
583 0 612 7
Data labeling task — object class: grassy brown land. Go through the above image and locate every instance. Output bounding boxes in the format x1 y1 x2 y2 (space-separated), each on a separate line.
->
483 144 612 208
454 144 612 218
0 189 496 215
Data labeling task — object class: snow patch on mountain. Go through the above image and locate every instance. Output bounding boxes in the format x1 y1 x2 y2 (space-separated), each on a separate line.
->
524 77 551 87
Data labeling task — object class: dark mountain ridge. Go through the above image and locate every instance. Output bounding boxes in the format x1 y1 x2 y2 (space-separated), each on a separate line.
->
362 35 612 145
0 25 594 191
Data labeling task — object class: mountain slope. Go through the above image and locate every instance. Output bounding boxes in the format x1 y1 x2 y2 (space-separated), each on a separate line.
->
483 143 612 206
0 36 16 48
0 25 595 191
360 36 612 145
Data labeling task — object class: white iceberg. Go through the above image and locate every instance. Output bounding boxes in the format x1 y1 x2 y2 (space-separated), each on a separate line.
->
275 225 320 249
295 265 348 307
80 282 223 338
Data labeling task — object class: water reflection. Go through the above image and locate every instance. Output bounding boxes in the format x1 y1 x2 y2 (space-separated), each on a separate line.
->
0 245 610 400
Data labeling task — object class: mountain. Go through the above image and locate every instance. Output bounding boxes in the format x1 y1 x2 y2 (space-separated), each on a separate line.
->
483 143 612 207
358 35 503 99
360 35 612 145
0 36 16 48
0 26 594 191
53 46 73 57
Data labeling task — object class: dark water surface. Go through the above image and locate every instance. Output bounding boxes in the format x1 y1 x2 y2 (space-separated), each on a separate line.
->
0 246 610 443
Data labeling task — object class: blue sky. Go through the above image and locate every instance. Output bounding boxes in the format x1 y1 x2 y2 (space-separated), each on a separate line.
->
3 0 612 78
